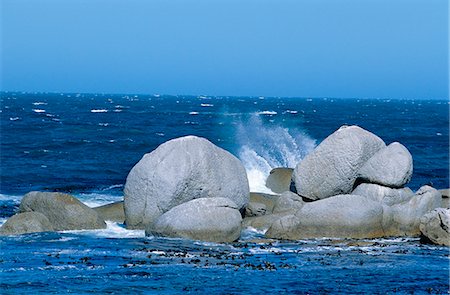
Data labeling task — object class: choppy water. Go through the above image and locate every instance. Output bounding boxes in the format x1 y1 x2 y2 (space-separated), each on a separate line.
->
0 92 449 293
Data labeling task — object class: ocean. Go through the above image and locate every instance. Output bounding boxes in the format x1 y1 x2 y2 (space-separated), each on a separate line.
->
0 92 449 294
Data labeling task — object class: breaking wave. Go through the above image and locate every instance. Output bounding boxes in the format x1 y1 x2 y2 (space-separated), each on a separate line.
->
236 114 316 193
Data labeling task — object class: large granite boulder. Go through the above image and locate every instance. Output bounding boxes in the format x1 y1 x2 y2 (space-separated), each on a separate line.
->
382 186 442 236
19 191 106 231
245 202 267 217
93 201 125 223
357 142 413 188
272 191 305 213
146 198 242 243
0 212 53 236
352 183 414 206
419 208 450 246
265 194 384 240
292 125 385 200
249 192 279 214
265 168 293 194
124 136 249 229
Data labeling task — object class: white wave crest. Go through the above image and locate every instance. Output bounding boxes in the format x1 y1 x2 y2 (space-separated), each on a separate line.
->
257 110 277 115
236 114 316 193
90 109 108 113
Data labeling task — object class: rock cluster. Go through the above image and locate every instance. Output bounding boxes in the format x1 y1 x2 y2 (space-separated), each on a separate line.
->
1 128 447 247
124 136 249 229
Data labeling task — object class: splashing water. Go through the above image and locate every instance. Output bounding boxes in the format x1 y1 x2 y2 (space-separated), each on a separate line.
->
236 114 316 193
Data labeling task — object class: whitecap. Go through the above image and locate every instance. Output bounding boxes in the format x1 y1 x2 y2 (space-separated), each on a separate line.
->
285 110 298 114
436 132 442 136
103 184 124 191
66 222 145 238
98 123 109 126
32 102 47 105
257 111 277 115
9 117 20 121
76 193 122 207
90 109 108 113
32 109 46 113
200 103 214 107
189 111 199 115
156 132 165 137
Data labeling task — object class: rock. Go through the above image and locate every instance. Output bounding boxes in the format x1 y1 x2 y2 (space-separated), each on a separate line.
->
292 125 385 200
242 212 293 231
383 186 442 236
93 201 125 223
124 136 249 229
439 189 449 198
357 142 413 188
272 191 305 213
245 202 267 217
19 191 106 231
265 168 293 193
146 198 242 243
439 189 449 208
0 212 53 236
419 208 450 246
352 183 414 206
265 194 385 240
249 192 279 214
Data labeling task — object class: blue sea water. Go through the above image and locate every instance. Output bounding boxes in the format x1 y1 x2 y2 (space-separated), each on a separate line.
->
0 92 449 294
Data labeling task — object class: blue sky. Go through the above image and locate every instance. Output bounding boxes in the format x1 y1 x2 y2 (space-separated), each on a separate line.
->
1 0 448 99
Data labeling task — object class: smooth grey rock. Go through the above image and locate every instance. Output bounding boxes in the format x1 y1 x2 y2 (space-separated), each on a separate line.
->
357 142 413 188
242 212 294 231
245 202 267 217
0 212 53 236
439 189 449 198
352 183 414 206
249 192 279 214
93 201 125 223
383 186 442 237
419 208 450 246
273 191 305 213
265 168 293 194
124 136 249 229
146 198 242 243
293 125 385 200
440 189 449 208
266 194 385 240
19 191 106 231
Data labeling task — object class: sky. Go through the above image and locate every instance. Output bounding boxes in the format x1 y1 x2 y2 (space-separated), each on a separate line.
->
1 0 448 99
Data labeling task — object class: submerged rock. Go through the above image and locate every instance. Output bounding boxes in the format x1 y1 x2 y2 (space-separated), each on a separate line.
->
382 186 442 236
352 183 414 206
19 191 106 231
357 142 413 188
419 208 450 246
146 198 242 243
124 136 249 229
292 125 385 200
93 201 125 223
0 212 53 236
265 194 385 240
265 168 293 194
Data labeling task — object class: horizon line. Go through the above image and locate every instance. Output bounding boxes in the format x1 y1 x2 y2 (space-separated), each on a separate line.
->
1 90 448 101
